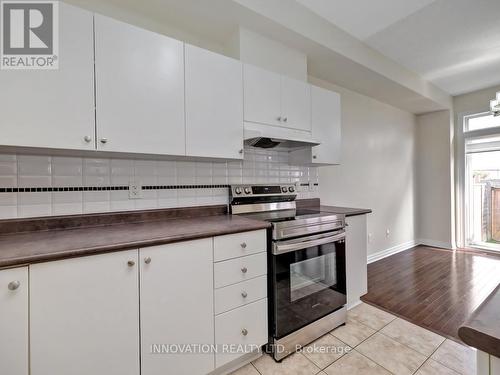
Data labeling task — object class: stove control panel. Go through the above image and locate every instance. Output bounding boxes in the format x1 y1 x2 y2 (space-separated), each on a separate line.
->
230 184 297 197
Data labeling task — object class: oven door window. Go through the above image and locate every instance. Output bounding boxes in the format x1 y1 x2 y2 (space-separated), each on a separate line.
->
290 251 336 302
273 239 346 339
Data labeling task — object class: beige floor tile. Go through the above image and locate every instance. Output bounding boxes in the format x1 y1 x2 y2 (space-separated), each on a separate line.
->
301 334 351 369
347 303 396 330
381 318 445 356
323 350 391 375
331 318 376 347
431 339 476 375
416 358 461 375
230 363 261 375
252 352 320 375
356 332 427 375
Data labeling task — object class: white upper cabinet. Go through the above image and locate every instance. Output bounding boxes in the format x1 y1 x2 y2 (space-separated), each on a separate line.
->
311 86 341 164
290 85 341 165
243 64 311 132
0 3 95 150
281 76 311 132
185 44 243 159
94 15 185 155
243 64 282 127
140 239 214 375
30 251 140 375
0 267 28 375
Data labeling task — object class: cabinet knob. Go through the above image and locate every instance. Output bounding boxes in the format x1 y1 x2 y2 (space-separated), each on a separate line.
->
313 155 317 159
283 117 288 122
240 242 247 249
144 257 152 264
100 138 108 144
8 280 20 291
127 260 135 267
241 291 248 298
241 267 248 274
241 328 248 336
238 149 244 154
84 136 92 143
277 116 282 121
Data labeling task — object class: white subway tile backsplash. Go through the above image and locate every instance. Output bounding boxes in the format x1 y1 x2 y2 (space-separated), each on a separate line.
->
0 146 319 219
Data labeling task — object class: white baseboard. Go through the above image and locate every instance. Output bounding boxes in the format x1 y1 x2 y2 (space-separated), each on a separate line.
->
418 239 454 250
367 240 419 264
367 239 455 264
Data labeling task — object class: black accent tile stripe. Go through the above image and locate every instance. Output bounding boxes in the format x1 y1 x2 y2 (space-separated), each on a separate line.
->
0 184 231 193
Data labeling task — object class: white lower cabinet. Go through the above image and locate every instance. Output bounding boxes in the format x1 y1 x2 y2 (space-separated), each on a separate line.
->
213 230 268 369
140 239 215 375
9 230 267 375
0 267 29 375
215 299 268 368
30 250 140 375
345 214 368 308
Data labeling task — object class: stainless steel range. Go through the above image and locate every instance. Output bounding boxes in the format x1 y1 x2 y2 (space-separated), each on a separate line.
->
230 184 347 361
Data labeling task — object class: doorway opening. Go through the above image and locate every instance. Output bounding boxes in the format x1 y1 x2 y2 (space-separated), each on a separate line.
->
464 113 500 251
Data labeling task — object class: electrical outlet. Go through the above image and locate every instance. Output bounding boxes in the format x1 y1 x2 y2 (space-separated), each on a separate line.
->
129 183 142 199
386 229 390 237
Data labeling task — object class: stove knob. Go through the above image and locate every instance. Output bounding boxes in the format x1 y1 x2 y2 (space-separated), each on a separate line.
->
281 186 287 193
244 187 251 194
288 186 295 193
234 187 242 195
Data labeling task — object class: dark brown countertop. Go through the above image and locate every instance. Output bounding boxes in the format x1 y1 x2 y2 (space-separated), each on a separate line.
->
319 205 372 217
0 212 270 268
458 284 500 357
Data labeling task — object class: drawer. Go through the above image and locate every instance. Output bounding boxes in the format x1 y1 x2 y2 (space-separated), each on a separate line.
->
214 229 266 262
214 253 267 289
215 299 268 367
215 275 267 314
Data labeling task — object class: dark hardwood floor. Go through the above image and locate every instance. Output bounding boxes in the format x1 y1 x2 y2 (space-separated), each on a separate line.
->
361 245 500 342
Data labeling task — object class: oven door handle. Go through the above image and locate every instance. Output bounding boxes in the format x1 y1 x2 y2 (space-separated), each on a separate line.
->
273 232 345 255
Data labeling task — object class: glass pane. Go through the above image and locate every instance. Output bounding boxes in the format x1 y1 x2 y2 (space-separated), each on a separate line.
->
466 114 500 131
290 252 337 302
466 150 500 251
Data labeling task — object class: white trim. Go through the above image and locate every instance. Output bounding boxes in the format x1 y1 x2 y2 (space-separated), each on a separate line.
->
418 239 454 250
347 299 363 310
367 240 418 264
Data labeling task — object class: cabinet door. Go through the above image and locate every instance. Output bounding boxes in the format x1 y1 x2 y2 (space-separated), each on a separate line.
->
345 215 368 308
0 3 95 150
243 64 282 126
95 15 185 155
281 76 311 132
311 86 341 164
185 44 243 159
140 239 214 375
0 267 28 375
30 251 140 375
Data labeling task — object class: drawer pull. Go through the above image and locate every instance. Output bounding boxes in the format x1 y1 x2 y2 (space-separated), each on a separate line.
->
127 260 135 267
240 242 247 249
241 328 248 336
8 280 20 291
241 267 248 274
144 257 152 264
241 291 248 298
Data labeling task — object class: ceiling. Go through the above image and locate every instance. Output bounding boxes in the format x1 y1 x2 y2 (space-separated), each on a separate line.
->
297 0 500 96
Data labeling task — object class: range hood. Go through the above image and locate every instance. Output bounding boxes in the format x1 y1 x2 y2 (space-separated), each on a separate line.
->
244 123 320 150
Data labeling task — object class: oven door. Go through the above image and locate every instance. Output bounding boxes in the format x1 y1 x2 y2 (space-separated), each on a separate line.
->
270 230 346 339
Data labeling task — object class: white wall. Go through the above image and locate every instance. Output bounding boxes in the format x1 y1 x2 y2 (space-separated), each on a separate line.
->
310 77 417 256
416 110 455 249
234 28 308 81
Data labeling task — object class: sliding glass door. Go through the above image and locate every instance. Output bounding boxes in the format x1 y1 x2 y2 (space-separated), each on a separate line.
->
464 113 500 251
